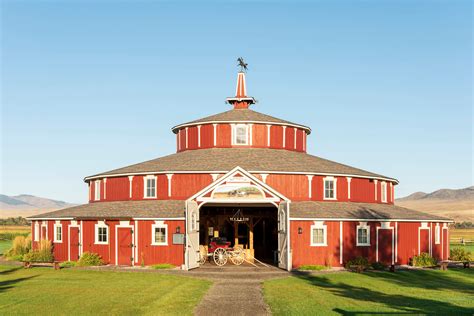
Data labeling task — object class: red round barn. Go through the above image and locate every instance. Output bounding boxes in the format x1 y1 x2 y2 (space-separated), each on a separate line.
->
29 70 451 269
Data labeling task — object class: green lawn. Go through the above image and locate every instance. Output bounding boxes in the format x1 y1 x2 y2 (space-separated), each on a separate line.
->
0 240 12 255
451 243 474 253
0 265 211 315
264 269 474 315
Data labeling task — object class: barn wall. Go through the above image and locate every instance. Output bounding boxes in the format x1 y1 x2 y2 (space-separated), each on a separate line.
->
171 174 213 199
136 220 185 266
266 174 309 201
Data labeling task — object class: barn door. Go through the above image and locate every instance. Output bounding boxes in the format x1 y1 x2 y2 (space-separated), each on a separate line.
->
69 227 80 261
117 228 133 266
186 200 200 270
278 201 290 270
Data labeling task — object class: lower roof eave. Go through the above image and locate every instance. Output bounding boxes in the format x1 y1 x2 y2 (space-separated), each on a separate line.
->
289 217 454 223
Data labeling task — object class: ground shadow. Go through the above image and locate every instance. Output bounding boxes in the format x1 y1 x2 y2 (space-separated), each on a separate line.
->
292 270 474 315
0 266 22 276
0 275 38 293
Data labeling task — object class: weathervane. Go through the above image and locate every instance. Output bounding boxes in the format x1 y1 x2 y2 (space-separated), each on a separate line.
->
237 57 248 72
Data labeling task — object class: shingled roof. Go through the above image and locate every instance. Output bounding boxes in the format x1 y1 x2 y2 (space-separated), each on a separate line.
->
84 148 397 182
171 108 311 133
27 200 451 222
291 201 452 221
27 200 185 219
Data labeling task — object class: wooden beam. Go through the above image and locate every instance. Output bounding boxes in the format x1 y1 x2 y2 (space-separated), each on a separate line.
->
249 217 254 250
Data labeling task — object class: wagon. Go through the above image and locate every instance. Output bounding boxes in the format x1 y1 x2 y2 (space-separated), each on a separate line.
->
199 237 245 266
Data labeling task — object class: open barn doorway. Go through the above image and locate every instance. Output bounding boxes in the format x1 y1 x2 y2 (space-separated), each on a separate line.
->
199 204 278 265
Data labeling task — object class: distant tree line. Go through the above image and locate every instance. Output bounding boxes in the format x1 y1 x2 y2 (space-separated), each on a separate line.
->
453 222 474 229
0 217 29 226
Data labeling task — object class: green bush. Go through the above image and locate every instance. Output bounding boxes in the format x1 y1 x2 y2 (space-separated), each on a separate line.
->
371 262 387 270
0 232 30 241
77 252 104 266
60 261 77 268
151 263 174 269
450 247 472 262
23 239 53 262
298 265 329 271
345 256 369 270
412 253 437 267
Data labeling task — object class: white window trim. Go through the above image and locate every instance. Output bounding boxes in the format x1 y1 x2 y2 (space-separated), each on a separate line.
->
53 221 63 243
347 177 352 200
34 221 40 241
143 175 157 199
310 221 327 246
151 221 168 246
94 180 101 201
381 181 387 203
231 124 249 146
95 221 109 245
323 176 337 200
356 222 370 246
128 175 134 198
435 223 440 244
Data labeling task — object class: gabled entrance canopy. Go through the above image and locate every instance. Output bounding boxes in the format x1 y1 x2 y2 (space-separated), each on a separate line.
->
188 166 290 206
185 166 292 271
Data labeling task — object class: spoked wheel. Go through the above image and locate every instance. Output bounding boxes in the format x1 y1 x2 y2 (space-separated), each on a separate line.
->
199 245 207 265
213 247 228 266
230 246 245 265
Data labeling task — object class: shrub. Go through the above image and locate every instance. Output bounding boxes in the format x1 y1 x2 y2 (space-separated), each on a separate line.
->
0 232 30 241
60 261 77 268
151 263 175 269
371 262 387 270
77 252 104 266
412 253 437 267
450 247 472 262
5 235 32 260
23 239 53 262
298 265 328 271
345 256 369 270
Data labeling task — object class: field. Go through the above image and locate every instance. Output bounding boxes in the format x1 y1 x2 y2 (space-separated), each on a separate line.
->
0 225 30 255
395 199 473 222
264 269 474 315
450 228 474 252
0 265 211 315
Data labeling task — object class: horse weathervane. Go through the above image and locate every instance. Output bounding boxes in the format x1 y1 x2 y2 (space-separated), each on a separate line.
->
237 57 248 72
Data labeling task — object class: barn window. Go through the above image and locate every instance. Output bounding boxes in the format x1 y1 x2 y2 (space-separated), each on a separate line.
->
356 223 370 246
152 221 168 246
310 221 327 246
232 124 249 145
323 177 337 200
54 223 62 243
94 180 101 201
381 182 387 203
34 222 39 241
435 224 440 244
144 175 157 198
95 222 108 244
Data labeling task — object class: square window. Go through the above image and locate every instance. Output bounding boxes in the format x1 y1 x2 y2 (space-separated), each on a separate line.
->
357 225 370 246
324 178 336 200
96 226 108 244
144 176 157 198
233 125 249 145
310 223 327 246
54 225 62 242
152 224 168 245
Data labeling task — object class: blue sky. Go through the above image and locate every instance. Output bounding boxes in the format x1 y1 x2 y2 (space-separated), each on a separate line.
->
1 1 472 203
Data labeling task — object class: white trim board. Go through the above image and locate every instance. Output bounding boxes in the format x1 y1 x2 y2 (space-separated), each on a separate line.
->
290 218 453 223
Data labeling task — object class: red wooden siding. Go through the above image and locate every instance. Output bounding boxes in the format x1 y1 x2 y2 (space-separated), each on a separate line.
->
350 178 376 203
187 126 199 150
200 124 214 148
171 174 213 199
252 124 267 147
216 124 232 147
419 228 430 254
378 229 393 265
70 226 80 261
295 129 304 152
105 177 129 201
285 127 295 150
269 125 284 149
136 220 184 266
266 174 308 200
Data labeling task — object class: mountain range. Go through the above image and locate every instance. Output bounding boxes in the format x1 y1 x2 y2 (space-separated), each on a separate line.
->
0 194 76 218
396 186 473 222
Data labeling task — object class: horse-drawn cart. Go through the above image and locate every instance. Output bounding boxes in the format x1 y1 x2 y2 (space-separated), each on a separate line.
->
199 237 245 266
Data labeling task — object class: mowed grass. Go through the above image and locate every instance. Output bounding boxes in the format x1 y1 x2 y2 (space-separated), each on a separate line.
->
264 269 474 315
0 265 211 315
0 240 12 255
451 228 474 253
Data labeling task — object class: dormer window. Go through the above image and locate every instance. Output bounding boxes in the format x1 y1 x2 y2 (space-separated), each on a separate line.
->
144 175 157 198
94 180 101 201
232 124 249 145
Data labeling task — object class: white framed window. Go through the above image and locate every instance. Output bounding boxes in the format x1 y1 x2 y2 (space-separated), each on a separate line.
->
435 224 440 244
94 180 101 201
144 175 157 198
381 181 387 203
232 124 249 145
53 222 62 243
310 221 327 246
151 221 168 246
95 222 109 244
34 222 39 241
323 177 337 200
356 222 370 246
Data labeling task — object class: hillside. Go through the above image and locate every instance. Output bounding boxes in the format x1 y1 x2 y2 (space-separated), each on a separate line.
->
396 186 474 222
0 194 76 218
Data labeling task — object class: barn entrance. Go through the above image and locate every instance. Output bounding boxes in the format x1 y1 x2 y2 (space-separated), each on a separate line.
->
199 205 278 264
